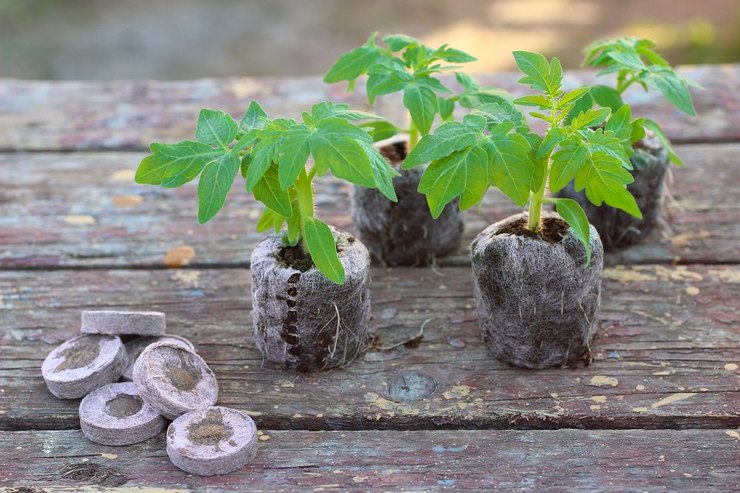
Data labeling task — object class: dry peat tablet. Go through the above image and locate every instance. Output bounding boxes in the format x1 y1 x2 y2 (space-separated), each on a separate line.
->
79 382 166 446
42 334 127 399
133 342 218 420
166 406 258 476
81 310 166 336
121 335 195 381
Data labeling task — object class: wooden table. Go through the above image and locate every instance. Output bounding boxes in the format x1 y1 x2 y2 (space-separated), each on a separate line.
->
0 65 738 491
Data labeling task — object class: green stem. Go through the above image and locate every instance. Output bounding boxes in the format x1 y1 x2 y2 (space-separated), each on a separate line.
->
527 95 558 232
408 117 419 149
616 75 638 94
295 169 314 221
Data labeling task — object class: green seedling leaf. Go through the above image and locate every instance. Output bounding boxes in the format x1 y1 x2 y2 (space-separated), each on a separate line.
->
605 104 633 156
485 131 534 206
570 107 611 130
239 101 268 132
642 118 684 166
257 207 281 233
252 165 293 217
513 51 562 96
136 141 223 187
277 125 312 189
197 153 240 223
550 140 588 192
589 85 624 112
357 120 400 142
303 218 345 284
550 198 592 264
455 72 479 92
196 109 239 149
403 121 480 169
433 45 477 63
311 119 374 186
574 152 642 218
403 84 437 135
647 66 696 116
514 94 553 108
438 97 455 121
324 45 381 83
418 145 489 218
245 137 281 191
383 34 418 51
367 70 413 98
360 141 399 202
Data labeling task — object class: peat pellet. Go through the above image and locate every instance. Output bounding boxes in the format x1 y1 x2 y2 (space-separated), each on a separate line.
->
81 310 166 336
42 334 127 399
133 342 218 419
121 335 195 381
79 382 166 446
166 406 258 476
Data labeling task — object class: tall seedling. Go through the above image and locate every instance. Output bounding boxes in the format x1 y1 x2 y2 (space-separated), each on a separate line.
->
136 101 399 284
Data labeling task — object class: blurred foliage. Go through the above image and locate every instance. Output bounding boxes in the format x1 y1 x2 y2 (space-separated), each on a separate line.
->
0 0 738 80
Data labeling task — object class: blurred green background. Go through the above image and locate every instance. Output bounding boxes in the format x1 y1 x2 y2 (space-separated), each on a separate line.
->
0 0 736 80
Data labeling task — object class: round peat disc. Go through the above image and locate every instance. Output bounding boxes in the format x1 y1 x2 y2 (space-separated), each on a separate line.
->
166 406 258 476
121 335 195 381
42 334 127 399
81 310 166 336
79 382 166 446
133 342 218 419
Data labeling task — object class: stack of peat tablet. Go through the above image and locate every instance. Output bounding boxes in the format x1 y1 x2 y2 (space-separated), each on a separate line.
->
41 310 258 476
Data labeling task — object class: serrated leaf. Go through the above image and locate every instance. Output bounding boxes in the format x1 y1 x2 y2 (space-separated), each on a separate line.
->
252 165 293 217
197 153 240 223
642 118 684 166
366 70 413 97
550 141 588 192
438 97 455 121
277 125 312 189
570 107 611 130
303 218 345 285
418 145 489 218
536 126 567 160
564 92 594 125
245 137 281 190
485 132 534 206
551 198 592 264
514 94 553 108
416 76 453 94
383 34 417 51
324 45 382 83
403 121 479 169
513 51 561 95
605 104 633 155
136 141 222 186
357 120 400 142
455 72 479 91
403 84 437 135
558 87 590 107
647 66 696 116
589 85 624 112
195 109 238 149
433 45 477 63
310 121 374 186
574 152 642 218
360 141 398 202
239 101 268 132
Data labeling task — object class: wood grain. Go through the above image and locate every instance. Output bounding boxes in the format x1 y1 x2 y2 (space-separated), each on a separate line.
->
1 143 737 269
0 65 736 152
1 429 737 491
1 265 737 432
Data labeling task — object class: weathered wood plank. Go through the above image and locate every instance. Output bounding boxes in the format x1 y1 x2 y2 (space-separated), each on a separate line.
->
0 143 737 269
1 266 737 432
1 429 737 491
0 65 736 152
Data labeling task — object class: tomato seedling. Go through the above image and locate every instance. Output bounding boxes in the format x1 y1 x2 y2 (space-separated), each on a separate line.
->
135 101 398 284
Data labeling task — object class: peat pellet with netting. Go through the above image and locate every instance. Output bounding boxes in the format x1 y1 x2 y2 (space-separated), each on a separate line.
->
133 342 218 419
121 335 195 381
472 212 604 369
42 334 128 399
81 310 166 336
79 382 166 446
166 406 258 476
